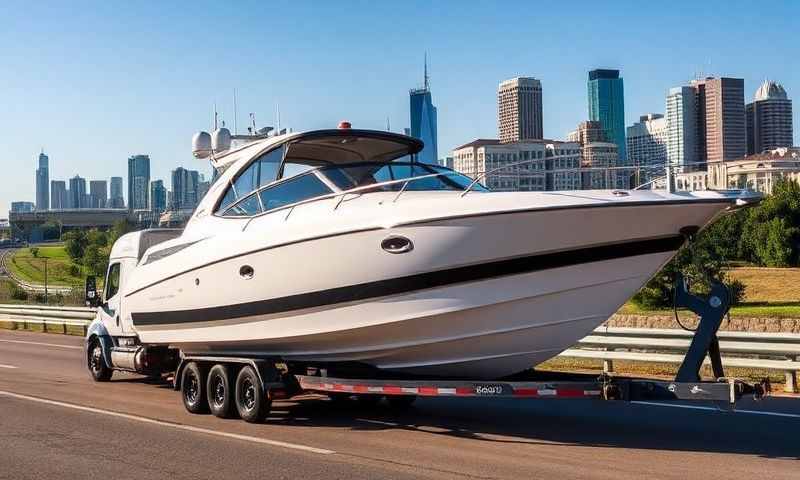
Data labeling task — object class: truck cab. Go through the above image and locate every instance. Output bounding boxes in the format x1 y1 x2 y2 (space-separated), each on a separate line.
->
84 229 182 380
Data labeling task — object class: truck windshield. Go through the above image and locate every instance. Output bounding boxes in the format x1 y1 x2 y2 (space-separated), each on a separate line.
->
319 162 487 192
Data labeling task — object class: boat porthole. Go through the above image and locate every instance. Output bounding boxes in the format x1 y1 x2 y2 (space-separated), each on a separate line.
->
381 235 414 254
239 265 255 279
195 278 200 286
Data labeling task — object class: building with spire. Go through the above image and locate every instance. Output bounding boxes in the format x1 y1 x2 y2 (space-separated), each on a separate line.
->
746 80 793 155
35 151 49 211
409 55 438 164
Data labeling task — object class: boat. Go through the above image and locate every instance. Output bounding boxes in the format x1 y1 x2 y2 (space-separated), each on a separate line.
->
109 125 759 379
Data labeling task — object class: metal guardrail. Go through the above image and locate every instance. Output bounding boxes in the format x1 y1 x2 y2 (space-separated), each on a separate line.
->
0 305 797 392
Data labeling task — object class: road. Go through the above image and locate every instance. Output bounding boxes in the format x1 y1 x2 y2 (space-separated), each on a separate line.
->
0 329 798 480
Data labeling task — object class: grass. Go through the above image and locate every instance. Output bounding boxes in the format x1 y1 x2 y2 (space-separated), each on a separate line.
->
7 246 85 287
0 319 86 336
621 266 800 319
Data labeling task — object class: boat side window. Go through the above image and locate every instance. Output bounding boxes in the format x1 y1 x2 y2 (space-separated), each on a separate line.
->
104 263 121 302
221 193 262 217
259 174 332 212
217 146 284 214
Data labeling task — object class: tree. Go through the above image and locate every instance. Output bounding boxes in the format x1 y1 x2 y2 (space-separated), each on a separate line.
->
83 244 108 277
29 247 40 258
63 230 88 263
739 180 800 267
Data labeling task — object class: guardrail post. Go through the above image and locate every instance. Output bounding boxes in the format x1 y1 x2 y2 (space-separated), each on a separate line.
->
63 321 67 335
42 319 47 333
785 355 798 394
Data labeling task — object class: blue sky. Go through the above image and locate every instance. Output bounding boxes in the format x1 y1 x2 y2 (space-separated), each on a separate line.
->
2 1 798 214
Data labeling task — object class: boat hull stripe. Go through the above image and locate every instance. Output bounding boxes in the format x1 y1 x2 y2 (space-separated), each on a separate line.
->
131 234 684 326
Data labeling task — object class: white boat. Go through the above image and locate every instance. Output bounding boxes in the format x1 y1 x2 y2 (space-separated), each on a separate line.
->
103 126 758 379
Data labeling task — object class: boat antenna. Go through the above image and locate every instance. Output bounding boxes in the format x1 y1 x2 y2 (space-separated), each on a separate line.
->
213 103 218 131
386 116 391 132
276 103 281 134
249 113 256 134
233 89 238 135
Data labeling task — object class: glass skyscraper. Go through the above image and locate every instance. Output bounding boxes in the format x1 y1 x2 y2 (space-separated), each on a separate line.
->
588 69 626 164
409 58 438 165
35 151 49 211
128 155 150 211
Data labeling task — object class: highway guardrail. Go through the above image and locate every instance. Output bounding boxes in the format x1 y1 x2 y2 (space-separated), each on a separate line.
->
0 305 797 392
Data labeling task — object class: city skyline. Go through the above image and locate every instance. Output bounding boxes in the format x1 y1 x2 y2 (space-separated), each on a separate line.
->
2 2 799 213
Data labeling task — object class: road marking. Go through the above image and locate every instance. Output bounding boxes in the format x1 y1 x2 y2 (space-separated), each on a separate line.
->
0 390 335 455
0 339 82 350
632 401 800 419
0 364 18 369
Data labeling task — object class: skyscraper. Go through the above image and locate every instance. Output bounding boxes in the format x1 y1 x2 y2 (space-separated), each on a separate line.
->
171 167 200 210
498 77 543 143
746 80 794 155
50 180 68 209
35 151 49 211
150 180 167 214
588 69 626 163
666 86 698 170
128 155 150 211
626 114 667 171
68 175 87 209
704 77 745 162
89 180 108 208
409 56 438 164
109 176 124 208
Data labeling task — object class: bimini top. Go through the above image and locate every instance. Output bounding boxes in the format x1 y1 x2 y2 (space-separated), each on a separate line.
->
210 129 424 172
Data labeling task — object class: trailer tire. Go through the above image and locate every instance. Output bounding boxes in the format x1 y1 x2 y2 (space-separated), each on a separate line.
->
207 364 236 418
235 365 271 423
87 338 112 382
181 362 209 414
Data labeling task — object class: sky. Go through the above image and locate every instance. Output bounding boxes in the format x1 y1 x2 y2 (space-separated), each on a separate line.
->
1 0 799 214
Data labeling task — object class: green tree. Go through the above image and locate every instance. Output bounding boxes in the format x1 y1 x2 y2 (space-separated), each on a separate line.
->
63 230 88 263
739 180 800 266
83 244 109 277
29 246 39 258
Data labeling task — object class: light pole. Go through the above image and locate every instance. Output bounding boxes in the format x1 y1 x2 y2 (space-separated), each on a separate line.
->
43 258 48 305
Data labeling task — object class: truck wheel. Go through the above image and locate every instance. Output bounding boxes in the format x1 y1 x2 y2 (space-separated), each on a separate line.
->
207 364 236 418
87 339 112 382
181 362 209 414
235 365 271 423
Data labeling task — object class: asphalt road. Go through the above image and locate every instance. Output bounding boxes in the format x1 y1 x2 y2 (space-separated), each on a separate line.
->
0 329 798 480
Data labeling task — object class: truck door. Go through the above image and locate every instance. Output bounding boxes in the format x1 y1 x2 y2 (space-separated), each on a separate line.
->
99 262 124 336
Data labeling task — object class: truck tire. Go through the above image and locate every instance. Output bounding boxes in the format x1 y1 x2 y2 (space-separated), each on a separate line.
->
207 364 236 418
181 362 209 414
235 365 271 423
87 339 112 382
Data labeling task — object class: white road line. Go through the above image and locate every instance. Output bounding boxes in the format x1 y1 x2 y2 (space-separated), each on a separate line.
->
0 364 18 369
0 390 335 455
0 339 82 350
632 401 800 419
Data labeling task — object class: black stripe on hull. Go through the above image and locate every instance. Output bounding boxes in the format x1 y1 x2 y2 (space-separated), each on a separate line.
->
131 234 685 326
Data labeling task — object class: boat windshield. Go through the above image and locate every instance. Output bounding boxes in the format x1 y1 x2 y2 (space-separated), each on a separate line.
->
319 162 488 192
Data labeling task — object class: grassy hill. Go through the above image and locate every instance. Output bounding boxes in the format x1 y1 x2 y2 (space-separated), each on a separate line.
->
7 245 85 287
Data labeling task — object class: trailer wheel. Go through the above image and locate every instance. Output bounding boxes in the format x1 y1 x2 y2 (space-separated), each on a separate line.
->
87 339 112 382
235 365 271 423
181 362 209 414
207 364 236 418
386 395 417 409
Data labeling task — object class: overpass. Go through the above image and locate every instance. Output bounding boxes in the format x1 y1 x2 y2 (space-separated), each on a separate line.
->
8 209 164 241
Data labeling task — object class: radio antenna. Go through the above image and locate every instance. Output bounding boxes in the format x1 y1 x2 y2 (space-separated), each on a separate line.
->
233 89 238 135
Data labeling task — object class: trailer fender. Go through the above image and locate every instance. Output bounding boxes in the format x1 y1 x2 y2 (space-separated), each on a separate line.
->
84 320 114 369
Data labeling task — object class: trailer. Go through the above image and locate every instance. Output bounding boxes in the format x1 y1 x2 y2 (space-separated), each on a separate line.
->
86 266 769 423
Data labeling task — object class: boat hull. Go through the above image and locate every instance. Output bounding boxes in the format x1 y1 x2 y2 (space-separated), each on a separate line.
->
126 196 727 379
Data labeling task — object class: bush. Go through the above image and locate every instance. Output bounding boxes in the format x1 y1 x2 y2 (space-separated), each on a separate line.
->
30 246 39 258
68 264 81 277
10 284 28 301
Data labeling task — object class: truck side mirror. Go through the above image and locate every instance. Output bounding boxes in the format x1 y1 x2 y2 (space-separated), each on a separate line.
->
85 276 101 308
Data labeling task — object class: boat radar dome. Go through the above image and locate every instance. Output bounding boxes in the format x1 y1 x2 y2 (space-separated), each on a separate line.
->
211 127 232 153
192 131 212 159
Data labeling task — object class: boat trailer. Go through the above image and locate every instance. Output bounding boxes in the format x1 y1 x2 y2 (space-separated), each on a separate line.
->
280 274 767 406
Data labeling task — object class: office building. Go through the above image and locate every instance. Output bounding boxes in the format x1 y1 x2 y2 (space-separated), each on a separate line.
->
35 151 49 211
409 57 438 164
666 86 698 170
498 77 543 143
626 114 667 180
438 157 454 169
69 175 87 209
171 167 200 210
50 180 68 209
128 155 151 211
150 180 167 214
746 80 793 155
89 180 108 208
704 77 746 162
109 176 124 208
706 147 800 194
11 201 35 213
588 69 626 163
